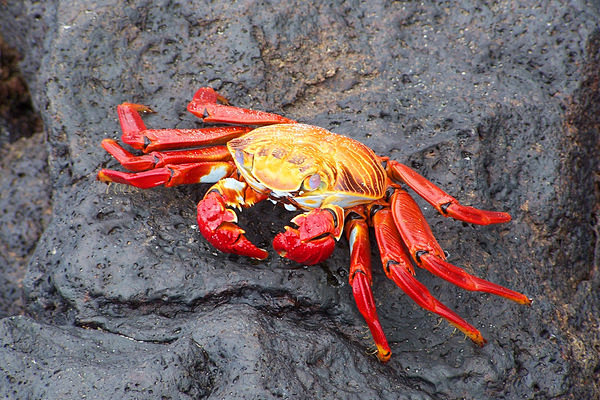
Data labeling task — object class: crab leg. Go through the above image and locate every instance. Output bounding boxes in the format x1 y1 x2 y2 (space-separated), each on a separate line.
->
187 87 297 125
116 102 252 152
98 161 236 189
387 160 511 225
273 205 344 265
101 139 232 172
197 178 269 259
371 206 486 345
390 189 532 305
345 209 391 362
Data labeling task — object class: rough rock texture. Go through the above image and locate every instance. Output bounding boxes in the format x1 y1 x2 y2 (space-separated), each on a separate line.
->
1 1 599 399
0 35 49 319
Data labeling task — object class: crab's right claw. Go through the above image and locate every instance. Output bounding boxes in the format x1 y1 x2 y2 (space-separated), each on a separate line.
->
197 191 268 260
272 206 344 265
272 225 336 265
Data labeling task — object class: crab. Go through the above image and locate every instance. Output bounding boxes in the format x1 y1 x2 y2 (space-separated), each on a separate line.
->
97 87 531 362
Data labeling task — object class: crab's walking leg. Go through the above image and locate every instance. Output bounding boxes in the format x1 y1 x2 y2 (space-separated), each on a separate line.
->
98 161 236 189
390 189 532 305
387 160 511 225
197 178 269 260
187 87 297 125
101 139 232 172
345 208 391 362
370 206 486 345
272 205 344 265
116 102 252 152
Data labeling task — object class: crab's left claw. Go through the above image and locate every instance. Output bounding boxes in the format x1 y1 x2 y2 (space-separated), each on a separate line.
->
273 205 344 265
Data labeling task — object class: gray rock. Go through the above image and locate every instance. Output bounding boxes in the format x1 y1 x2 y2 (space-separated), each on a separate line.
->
0 0 598 399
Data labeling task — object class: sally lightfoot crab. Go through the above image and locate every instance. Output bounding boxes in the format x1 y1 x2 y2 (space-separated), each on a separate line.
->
98 87 531 362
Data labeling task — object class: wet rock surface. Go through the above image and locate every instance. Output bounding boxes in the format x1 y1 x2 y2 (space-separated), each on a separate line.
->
1 1 599 399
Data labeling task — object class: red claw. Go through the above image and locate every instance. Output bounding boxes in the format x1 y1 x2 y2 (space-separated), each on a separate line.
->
273 207 343 265
197 192 268 260
273 226 335 265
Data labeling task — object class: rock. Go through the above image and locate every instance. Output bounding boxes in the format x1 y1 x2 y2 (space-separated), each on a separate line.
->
0 1 598 399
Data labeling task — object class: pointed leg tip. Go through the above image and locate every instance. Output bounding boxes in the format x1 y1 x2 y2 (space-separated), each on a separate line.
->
468 330 487 347
376 347 392 363
519 296 533 306
120 102 155 114
97 169 113 183
490 211 512 224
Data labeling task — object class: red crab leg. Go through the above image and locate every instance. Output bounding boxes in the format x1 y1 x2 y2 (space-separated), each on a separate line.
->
101 139 231 172
98 161 236 189
345 208 391 362
117 102 252 152
272 205 344 265
197 178 269 259
387 160 511 225
187 87 297 125
370 206 486 345
390 189 532 305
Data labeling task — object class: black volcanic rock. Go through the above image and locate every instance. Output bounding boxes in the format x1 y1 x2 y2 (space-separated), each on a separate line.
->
0 1 598 399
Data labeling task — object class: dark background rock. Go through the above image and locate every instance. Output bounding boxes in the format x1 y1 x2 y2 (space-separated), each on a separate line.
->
1 1 598 399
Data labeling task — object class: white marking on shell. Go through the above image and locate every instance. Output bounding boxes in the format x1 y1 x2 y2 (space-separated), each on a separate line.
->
284 203 297 211
271 190 292 199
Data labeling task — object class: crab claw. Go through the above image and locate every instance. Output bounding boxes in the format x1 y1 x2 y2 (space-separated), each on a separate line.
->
273 207 343 265
273 226 336 265
197 191 268 260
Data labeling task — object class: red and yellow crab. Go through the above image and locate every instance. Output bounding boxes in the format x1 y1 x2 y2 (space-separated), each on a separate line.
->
98 87 531 362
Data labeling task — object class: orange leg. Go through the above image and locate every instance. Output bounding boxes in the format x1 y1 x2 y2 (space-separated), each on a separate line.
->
101 139 232 172
345 208 391 362
371 206 487 346
186 87 297 125
390 189 531 305
116 102 252 152
98 161 236 189
386 160 511 225
196 178 269 260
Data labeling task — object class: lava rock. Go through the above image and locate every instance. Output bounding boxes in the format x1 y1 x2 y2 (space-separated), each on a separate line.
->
0 1 598 399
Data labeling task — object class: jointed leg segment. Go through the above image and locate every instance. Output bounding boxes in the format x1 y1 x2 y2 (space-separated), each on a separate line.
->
187 87 297 125
387 160 511 225
345 208 391 362
371 205 486 346
347 182 529 362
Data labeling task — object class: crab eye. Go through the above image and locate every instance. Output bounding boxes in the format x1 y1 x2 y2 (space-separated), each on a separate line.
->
303 173 322 191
